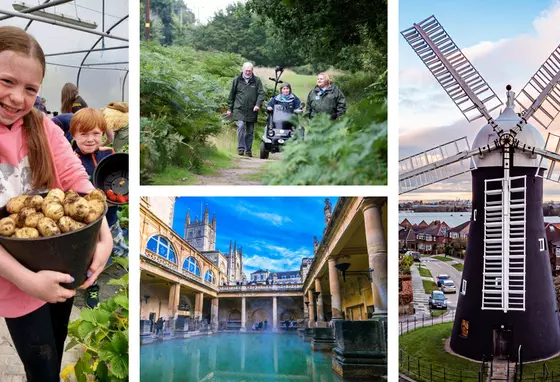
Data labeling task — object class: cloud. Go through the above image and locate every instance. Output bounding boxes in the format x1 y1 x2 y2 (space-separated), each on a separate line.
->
231 202 292 227
241 242 311 277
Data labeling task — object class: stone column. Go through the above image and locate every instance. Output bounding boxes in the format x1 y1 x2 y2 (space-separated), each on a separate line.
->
272 296 278 332
315 278 325 323
211 298 219 330
168 283 181 318
241 297 247 331
362 198 387 316
328 257 343 320
194 292 203 320
307 290 315 328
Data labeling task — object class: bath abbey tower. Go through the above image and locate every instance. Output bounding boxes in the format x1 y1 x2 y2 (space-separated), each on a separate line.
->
184 205 244 284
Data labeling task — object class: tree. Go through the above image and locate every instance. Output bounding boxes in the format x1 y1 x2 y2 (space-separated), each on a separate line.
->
247 0 387 72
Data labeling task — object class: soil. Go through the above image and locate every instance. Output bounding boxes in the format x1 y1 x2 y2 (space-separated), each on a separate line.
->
195 153 281 185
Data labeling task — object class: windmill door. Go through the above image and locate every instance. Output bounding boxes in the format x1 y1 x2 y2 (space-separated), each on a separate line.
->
493 329 513 360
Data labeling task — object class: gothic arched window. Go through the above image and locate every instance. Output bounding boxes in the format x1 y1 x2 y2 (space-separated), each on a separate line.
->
184 256 200 276
146 235 177 263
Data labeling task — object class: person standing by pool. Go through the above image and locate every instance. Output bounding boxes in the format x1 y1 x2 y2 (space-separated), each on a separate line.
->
305 72 347 120
226 62 264 157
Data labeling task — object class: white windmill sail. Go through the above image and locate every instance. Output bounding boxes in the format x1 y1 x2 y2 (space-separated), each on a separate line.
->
401 15 503 123
399 137 476 194
515 44 560 130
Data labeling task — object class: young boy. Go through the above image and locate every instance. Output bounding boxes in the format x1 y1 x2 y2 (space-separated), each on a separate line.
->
70 108 128 308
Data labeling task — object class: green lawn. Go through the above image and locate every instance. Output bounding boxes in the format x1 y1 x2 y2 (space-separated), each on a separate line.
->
521 355 560 377
452 263 464 272
417 266 433 278
400 323 484 381
422 280 439 295
434 256 453 262
254 67 317 102
430 309 447 318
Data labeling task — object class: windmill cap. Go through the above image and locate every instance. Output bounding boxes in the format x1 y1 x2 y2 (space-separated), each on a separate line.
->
506 84 512 91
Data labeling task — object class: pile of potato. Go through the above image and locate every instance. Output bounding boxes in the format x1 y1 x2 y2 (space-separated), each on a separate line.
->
0 189 107 238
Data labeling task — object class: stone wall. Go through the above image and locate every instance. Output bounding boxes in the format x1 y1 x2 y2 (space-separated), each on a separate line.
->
217 297 303 329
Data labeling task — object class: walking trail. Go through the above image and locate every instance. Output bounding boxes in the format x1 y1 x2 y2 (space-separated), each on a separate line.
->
196 153 281 185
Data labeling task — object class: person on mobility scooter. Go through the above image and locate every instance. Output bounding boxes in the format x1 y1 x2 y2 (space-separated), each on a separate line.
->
260 66 303 159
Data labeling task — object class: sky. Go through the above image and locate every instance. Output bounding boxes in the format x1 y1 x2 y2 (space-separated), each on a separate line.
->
184 0 245 24
399 0 560 200
0 0 129 111
171 197 338 279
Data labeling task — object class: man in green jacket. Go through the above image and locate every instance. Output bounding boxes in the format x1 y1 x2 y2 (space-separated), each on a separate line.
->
306 72 347 120
227 62 265 157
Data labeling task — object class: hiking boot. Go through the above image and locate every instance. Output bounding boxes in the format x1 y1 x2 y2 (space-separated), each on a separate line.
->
238 149 245 156
85 284 100 309
246 151 253 157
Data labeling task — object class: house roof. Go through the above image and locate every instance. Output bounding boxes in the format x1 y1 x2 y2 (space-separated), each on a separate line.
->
449 220 471 234
399 228 416 241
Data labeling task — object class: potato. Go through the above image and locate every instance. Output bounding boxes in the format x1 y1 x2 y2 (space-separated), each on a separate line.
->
85 189 106 202
42 201 64 222
58 216 86 233
24 195 43 210
14 227 39 239
6 195 27 214
8 213 18 222
17 207 37 228
64 197 90 221
42 196 60 211
84 199 105 223
24 212 44 228
0 217 16 237
64 190 79 201
46 188 65 203
37 217 61 237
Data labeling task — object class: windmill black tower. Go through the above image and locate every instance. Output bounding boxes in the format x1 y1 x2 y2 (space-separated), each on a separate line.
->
400 16 560 362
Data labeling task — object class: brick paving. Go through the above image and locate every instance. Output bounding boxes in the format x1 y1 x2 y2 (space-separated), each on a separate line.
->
0 264 125 381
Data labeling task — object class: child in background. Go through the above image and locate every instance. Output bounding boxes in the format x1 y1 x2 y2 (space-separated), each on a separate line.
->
70 108 128 308
0 26 113 381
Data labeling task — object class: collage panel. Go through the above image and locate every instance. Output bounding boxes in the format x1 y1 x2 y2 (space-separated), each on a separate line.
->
399 0 560 380
140 0 387 186
0 1 129 381
139 196 387 381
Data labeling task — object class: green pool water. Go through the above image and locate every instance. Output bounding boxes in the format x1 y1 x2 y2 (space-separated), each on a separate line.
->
140 333 341 381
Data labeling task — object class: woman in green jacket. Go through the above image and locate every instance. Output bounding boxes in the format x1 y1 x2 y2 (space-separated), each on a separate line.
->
306 72 347 120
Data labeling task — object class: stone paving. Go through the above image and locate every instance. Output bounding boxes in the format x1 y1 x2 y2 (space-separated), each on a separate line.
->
0 264 125 381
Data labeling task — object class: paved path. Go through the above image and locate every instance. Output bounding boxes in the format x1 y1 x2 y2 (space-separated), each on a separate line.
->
410 264 430 315
0 266 124 381
421 257 462 309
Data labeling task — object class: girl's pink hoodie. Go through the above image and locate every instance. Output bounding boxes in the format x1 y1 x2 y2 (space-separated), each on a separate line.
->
0 116 92 318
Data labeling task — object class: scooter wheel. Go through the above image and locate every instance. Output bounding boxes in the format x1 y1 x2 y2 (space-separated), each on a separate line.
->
260 142 270 159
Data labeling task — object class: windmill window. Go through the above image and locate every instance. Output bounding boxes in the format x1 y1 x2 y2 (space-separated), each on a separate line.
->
539 238 545 251
473 209 477 221
461 279 467 295
495 278 502 287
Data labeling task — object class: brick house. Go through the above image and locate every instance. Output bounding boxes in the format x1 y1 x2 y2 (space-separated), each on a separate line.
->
415 220 450 255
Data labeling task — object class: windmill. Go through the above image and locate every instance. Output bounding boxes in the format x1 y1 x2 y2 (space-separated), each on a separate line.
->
400 16 560 362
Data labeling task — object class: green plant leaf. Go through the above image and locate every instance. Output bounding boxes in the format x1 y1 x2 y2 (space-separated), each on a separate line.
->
64 339 79 352
93 309 112 326
114 295 129 310
111 332 128 355
109 356 128 379
77 321 95 339
107 273 129 287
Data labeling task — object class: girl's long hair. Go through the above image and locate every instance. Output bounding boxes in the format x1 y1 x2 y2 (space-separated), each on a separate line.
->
61 82 78 113
0 26 53 189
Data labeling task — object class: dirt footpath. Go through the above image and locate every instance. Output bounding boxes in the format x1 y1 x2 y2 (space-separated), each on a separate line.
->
196 153 281 185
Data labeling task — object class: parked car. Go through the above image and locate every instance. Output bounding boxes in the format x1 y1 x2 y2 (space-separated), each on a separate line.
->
404 251 421 262
429 290 448 309
436 274 450 287
441 279 457 293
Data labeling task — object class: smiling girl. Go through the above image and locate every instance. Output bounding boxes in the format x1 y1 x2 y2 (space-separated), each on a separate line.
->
0 26 113 381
